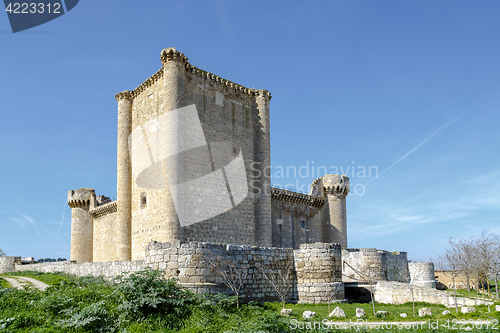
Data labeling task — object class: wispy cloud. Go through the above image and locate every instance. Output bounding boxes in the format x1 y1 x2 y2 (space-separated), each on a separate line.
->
351 169 500 241
365 87 500 186
10 211 40 236
58 204 67 233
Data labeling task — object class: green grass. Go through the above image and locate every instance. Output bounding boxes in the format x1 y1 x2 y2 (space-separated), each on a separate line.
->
0 271 499 332
266 301 500 322
0 277 11 289
0 271 71 285
446 288 500 303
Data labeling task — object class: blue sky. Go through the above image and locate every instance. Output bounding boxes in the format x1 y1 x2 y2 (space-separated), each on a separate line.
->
1 1 499 261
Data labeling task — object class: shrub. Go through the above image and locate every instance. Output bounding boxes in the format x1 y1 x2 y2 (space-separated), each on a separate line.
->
113 269 198 329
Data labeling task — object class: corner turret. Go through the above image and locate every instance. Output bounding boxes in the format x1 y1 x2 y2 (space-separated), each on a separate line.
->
68 188 95 263
312 175 349 247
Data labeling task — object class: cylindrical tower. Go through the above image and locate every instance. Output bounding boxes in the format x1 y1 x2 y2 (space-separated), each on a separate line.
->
293 243 344 303
409 262 436 288
160 47 187 242
320 174 349 247
116 90 133 261
254 89 272 246
68 188 95 263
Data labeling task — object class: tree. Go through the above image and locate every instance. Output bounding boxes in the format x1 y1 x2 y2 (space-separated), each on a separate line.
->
258 258 294 309
440 238 463 313
455 237 476 292
342 260 376 316
207 255 248 308
473 230 496 296
0 249 5 256
490 235 500 299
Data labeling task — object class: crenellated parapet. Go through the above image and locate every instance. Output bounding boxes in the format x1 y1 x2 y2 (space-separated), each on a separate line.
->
68 188 96 208
310 174 350 197
89 201 117 219
160 47 189 64
271 187 325 207
115 90 132 102
127 47 271 100
130 68 164 99
255 89 272 100
322 174 350 196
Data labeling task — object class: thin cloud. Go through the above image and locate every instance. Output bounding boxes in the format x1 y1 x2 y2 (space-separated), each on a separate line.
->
58 204 67 233
364 87 500 186
11 211 40 236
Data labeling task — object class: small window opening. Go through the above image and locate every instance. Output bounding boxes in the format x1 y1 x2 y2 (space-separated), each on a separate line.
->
140 192 147 208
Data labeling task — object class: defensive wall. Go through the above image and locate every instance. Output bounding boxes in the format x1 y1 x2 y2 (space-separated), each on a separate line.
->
342 248 409 283
408 262 436 288
0 256 19 274
5 241 345 304
375 281 492 307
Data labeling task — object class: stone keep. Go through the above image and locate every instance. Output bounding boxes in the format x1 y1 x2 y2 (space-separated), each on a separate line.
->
68 47 350 263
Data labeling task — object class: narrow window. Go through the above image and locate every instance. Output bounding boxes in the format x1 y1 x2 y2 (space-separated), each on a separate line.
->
140 192 147 208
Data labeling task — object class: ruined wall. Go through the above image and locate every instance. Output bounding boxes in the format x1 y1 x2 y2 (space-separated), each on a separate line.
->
409 262 436 288
342 248 408 283
294 243 344 303
0 256 19 274
90 202 118 262
270 188 325 249
146 241 296 302
375 281 492 307
15 260 145 279
10 241 346 304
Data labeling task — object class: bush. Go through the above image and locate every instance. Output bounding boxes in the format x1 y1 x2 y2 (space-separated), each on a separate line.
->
113 269 198 329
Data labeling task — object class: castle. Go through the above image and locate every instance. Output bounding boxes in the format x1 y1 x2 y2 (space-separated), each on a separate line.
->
68 47 350 263
2 47 450 305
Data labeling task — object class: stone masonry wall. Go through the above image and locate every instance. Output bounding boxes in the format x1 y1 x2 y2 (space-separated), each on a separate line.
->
409 262 436 288
270 190 325 249
146 241 297 303
342 248 408 283
15 260 145 279
10 241 346 304
0 256 19 274
128 49 269 260
375 281 492 308
91 204 118 262
294 243 344 303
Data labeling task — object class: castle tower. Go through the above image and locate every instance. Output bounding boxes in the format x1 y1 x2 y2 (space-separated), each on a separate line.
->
68 188 95 263
116 90 133 261
312 174 349 247
158 47 187 242
254 89 272 246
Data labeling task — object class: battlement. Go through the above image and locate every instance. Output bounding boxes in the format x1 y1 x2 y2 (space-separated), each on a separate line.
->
311 174 350 196
89 200 117 218
271 187 325 207
67 188 96 208
127 47 271 100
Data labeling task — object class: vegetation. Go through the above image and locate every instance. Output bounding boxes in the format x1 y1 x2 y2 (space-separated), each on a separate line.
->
0 270 499 332
36 258 67 263
0 278 11 289
440 230 500 300
1 271 71 286
0 249 5 257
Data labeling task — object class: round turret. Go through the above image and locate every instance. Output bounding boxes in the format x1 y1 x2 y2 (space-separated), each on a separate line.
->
312 174 349 247
68 188 95 263
322 174 350 196
68 188 95 208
